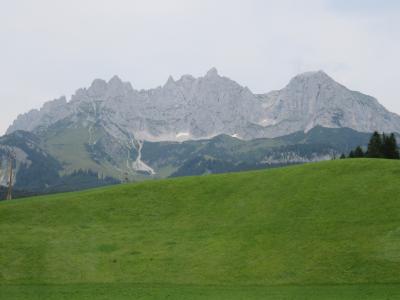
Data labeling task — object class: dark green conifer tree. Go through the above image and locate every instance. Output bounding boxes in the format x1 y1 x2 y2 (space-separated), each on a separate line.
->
387 133 400 159
367 131 383 158
381 133 390 158
354 146 364 158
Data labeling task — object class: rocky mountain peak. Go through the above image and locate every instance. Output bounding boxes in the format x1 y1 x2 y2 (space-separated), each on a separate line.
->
84 76 133 99
261 70 400 136
107 75 133 96
205 67 219 78
297 70 328 78
288 70 334 87
88 79 108 96
6 69 400 141
178 74 195 83
164 75 176 87
108 75 123 87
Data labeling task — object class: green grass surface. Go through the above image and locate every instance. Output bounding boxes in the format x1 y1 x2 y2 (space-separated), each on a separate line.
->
2 284 400 299
1 159 400 299
43 126 104 174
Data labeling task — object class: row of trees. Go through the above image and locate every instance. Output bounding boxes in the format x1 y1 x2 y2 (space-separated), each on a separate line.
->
341 132 399 159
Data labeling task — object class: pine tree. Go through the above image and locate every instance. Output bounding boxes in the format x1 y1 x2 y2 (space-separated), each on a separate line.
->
340 153 346 159
348 150 355 158
354 146 364 158
379 133 399 159
387 133 400 159
381 133 390 158
367 131 383 158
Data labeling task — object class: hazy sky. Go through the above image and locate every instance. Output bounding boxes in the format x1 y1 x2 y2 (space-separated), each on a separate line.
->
1 0 400 134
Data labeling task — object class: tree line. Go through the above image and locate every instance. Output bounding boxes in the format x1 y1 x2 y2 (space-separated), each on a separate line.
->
341 132 399 159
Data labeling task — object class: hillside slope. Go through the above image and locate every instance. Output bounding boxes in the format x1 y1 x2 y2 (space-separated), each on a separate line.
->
0 127 373 194
1 159 400 299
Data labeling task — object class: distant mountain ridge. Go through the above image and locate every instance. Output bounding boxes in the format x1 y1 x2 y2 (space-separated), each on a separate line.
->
3 69 400 196
8 69 400 141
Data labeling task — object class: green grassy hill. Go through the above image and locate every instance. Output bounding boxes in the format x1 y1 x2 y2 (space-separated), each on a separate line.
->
1 159 400 299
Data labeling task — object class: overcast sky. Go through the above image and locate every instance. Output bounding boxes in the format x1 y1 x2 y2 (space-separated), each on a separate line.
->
1 0 400 134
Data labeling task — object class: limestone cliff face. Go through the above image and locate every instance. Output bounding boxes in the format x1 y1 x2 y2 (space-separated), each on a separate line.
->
7 69 265 141
257 71 400 137
7 69 400 141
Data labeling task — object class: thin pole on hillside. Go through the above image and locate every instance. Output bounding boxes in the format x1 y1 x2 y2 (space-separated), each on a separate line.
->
6 151 15 200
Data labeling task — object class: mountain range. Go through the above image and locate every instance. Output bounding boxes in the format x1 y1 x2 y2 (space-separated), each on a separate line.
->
1 69 399 195
8 68 400 140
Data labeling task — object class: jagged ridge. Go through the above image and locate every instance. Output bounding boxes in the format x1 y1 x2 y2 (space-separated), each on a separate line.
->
8 69 400 142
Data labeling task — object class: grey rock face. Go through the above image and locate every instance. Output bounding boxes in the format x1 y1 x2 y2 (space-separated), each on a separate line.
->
257 71 400 137
7 69 265 141
8 96 70 133
7 69 400 141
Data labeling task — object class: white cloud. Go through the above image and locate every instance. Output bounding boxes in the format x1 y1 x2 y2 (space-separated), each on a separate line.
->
0 0 399 134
